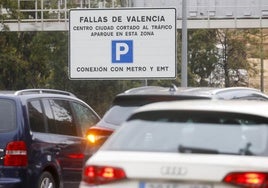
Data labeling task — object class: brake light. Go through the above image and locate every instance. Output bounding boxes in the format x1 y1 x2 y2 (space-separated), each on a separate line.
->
86 126 113 145
68 153 85 159
4 141 28 166
223 172 268 187
83 165 126 185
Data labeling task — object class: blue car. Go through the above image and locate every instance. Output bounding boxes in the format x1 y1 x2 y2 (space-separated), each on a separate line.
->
0 89 100 188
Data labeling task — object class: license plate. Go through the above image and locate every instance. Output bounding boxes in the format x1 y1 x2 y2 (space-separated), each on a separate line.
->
139 181 213 188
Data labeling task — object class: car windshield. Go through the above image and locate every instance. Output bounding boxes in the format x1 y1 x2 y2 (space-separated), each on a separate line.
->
102 110 268 156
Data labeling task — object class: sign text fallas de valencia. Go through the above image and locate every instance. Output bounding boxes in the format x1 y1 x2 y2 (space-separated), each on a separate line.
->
79 15 166 23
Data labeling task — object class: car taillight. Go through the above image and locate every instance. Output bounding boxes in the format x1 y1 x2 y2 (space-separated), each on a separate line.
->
68 153 85 159
83 165 126 185
86 126 113 146
223 172 268 187
4 141 28 166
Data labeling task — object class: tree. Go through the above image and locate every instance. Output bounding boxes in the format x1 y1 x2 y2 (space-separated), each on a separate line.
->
246 29 268 91
213 29 257 87
188 29 218 86
0 31 33 89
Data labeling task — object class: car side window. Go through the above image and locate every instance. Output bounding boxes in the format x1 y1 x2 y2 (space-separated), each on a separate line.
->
28 100 46 133
44 99 77 136
72 102 99 137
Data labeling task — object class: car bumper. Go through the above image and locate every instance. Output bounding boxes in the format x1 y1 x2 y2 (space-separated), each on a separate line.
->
0 167 30 188
0 177 24 188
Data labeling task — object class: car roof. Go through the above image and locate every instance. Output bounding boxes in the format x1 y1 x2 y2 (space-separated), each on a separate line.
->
132 99 268 118
116 85 267 98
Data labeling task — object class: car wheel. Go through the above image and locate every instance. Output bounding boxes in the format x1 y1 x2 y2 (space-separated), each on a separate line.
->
38 171 56 188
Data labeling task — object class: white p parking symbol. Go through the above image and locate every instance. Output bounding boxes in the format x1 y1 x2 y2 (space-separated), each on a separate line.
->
112 40 133 63
116 43 129 61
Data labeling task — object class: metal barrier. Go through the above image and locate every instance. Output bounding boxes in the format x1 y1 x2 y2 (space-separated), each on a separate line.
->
1 0 268 31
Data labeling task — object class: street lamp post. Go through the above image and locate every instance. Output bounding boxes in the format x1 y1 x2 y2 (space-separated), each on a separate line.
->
260 29 268 93
261 29 264 92
181 0 188 87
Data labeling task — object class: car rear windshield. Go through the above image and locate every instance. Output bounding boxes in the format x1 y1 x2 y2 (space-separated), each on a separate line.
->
103 110 268 156
0 99 16 132
113 95 209 106
105 96 209 126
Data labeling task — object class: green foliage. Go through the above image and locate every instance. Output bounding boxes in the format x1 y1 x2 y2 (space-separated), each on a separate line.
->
0 32 31 89
188 29 218 86
214 29 257 87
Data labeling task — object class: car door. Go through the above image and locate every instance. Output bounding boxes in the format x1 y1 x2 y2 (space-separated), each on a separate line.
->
42 98 87 187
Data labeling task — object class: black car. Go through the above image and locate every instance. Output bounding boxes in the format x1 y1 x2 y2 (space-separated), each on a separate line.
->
0 89 100 188
86 85 268 148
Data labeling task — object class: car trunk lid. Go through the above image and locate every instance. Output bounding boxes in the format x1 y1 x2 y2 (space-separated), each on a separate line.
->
89 151 268 184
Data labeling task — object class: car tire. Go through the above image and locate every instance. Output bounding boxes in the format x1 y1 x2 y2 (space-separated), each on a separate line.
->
38 171 56 188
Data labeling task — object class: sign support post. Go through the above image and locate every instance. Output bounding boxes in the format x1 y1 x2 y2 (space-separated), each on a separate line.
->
181 0 188 87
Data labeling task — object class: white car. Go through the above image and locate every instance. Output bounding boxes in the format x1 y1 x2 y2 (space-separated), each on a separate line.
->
80 100 268 188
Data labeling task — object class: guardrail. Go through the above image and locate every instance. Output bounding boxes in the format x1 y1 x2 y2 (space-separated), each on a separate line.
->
1 0 268 31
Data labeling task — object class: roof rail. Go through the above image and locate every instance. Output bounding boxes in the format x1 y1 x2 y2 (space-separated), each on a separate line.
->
14 89 76 97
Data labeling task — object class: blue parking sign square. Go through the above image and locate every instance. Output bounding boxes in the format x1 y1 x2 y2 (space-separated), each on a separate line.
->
112 40 133 63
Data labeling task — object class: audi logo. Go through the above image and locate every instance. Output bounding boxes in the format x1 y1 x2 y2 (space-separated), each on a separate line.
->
160 166 188 176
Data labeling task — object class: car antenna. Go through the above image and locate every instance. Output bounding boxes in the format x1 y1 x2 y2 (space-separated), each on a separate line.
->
169 84 178 92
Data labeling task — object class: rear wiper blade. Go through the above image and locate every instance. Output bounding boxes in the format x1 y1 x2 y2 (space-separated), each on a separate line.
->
178 145 219 154
178 144 254 156
239 142 254 156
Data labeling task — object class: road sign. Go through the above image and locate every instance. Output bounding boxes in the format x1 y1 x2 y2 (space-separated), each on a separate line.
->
69 8 176 79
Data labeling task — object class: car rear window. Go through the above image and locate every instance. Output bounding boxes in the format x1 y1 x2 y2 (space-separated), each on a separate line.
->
103 111 268 156
105 96 209 126
0 99 16 132
128 110 268 124
113 95 209 106
102 106 138 126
